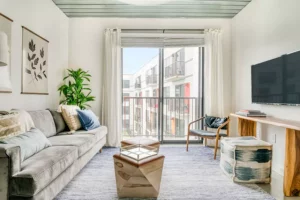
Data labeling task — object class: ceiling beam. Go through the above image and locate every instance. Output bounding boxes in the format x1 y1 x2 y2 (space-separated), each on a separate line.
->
65 12 235 18
57 4 245 9
54 0 251 6
61 8 240 14
53 0 252 18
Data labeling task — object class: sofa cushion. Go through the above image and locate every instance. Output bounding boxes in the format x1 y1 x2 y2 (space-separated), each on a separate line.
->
47 109 68 134
48 126 107 157
11 146 78 197
27 110 56 137
0 128 52 162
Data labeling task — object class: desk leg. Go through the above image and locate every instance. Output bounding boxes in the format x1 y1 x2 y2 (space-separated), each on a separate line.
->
284 128 300 196
238 118 257 137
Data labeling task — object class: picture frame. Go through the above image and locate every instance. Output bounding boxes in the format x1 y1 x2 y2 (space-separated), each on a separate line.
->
21 26 49 95
0 13 13 93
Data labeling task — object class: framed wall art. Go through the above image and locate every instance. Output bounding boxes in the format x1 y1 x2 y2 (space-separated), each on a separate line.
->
0 13 13 93
21 26 49 95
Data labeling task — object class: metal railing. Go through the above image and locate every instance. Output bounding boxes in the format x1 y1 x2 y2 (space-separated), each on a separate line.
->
146 74 158 85
164 61 185 79
135 82 141 88
122 97 199 140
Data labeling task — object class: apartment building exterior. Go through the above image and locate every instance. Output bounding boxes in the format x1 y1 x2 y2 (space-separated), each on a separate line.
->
122 47 200 140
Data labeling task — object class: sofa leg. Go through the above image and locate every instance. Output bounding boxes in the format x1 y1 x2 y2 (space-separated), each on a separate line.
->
99 149 102 153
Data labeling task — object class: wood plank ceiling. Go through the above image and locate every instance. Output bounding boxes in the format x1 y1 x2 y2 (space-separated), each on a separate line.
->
53 0 252 18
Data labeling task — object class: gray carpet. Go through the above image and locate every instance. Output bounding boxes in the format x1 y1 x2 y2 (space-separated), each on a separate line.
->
55 146 275 200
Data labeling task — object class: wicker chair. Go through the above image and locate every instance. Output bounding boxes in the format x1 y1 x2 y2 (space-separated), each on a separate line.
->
186 115 230 159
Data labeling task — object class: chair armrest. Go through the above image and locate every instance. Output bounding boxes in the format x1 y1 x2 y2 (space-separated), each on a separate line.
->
188 117 205 130
0 144 21 200
216 120 230 137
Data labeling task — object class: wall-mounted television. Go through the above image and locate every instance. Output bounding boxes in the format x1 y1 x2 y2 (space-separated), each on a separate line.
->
251 50 300 105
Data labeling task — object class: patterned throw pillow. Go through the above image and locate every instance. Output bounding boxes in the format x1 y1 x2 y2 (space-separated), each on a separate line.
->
61 105 82 132
0 113 22 140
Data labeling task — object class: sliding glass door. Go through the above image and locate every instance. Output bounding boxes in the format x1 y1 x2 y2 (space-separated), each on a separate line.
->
122 47 203 143
162 47 201 142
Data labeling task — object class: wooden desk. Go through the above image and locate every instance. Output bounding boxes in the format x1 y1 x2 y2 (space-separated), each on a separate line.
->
230 113 300 197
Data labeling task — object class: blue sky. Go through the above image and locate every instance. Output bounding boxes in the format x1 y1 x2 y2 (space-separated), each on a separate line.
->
123 48 159 74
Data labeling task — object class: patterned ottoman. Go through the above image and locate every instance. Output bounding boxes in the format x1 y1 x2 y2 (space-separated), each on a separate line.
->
220 137 272 183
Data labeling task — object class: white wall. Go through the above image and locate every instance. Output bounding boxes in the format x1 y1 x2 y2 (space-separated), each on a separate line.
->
0 0 69 110
68 18 232 116
232 0 300 175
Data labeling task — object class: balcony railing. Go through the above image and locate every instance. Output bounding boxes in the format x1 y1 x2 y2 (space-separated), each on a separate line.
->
135 82 141 89
146 74 158 85
122 97 199 139
165 61 185 80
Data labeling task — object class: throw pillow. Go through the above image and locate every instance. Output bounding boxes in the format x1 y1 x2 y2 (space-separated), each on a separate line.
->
0 113 22 140
11 109 35 132
0 128 52 161
47 109 68 133
77 110 100 131
61 105 82 132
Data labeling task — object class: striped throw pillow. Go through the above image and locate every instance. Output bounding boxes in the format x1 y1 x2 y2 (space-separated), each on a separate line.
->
0 113 22 140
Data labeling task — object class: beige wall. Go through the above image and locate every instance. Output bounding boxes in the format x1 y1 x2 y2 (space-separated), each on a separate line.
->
68 18 232 116
232 0 300 175
0 0 69 110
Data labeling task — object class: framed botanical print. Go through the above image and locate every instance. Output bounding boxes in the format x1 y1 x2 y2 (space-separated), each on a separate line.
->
21 26 49 95
0 13 13 93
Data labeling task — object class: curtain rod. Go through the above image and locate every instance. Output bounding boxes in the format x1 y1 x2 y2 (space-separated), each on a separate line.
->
121 29 205 33
121 29 204 31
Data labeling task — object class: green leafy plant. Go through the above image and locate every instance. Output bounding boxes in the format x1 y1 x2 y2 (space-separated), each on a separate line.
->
58 68 95 109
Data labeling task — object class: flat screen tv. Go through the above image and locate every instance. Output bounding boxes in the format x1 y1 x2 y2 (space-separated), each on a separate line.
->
251 50 300 105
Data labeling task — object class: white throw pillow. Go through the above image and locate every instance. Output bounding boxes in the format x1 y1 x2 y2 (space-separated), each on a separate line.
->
61 105 81 132
11 109 35 132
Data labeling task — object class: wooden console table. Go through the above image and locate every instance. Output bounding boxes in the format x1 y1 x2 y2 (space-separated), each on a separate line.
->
230 113 300 197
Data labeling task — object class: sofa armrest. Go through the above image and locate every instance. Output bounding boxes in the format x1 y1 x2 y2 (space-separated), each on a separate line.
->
0 144 21 199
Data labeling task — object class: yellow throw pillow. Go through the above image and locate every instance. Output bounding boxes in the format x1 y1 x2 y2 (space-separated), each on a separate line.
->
61 105 81 132
0 113 22 140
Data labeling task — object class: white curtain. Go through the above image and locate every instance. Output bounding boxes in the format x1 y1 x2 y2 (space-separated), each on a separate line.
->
204 29 226 117
101 28 122 147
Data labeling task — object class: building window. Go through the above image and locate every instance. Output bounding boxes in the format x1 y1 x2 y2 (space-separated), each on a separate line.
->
175 84 184 97
135 76 141 88
164 86 170 97
123 80 130 88
123 93 130 102
123 119 130 128
123 106 130 115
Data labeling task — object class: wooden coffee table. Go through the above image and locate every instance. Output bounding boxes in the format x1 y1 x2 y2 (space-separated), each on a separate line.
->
113 145 165 198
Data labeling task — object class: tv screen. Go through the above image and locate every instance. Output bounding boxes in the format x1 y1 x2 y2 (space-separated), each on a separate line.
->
251 51 300 105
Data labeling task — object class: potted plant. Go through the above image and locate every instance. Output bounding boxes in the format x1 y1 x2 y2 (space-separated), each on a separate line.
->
58 68 95 109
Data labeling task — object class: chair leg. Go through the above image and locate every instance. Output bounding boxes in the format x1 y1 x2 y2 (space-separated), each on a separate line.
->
186 132 190 152
214 137 219 160
204 138 207 147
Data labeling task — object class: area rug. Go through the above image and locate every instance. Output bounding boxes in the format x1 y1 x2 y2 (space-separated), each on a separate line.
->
55 146 275 200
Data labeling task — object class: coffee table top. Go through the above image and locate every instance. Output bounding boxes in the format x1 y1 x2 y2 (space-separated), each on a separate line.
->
120 144 158 161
